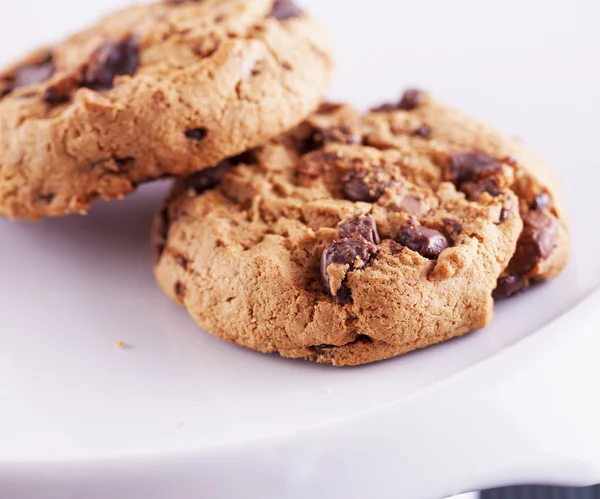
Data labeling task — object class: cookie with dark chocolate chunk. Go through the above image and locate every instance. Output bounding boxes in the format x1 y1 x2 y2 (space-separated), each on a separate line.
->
0 0 333 219
153 93 569 366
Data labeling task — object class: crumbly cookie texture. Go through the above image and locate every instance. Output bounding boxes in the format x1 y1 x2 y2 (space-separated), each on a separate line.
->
0 0 332 219
154 91 569 366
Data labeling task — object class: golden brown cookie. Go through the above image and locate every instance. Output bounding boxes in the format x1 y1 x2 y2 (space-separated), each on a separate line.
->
0 0 333 219
153 91 569 366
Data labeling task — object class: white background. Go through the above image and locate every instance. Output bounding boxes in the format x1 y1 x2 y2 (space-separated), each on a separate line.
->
0 1 599 498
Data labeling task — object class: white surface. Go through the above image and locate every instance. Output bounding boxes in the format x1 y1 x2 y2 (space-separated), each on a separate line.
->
1 0 599 498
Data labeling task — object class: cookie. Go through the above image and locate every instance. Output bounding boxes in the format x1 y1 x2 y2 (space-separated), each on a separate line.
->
154 91 568 366
0 0 333 219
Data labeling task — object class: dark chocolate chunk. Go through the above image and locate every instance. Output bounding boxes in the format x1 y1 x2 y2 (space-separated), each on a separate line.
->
82 38 139 91
442 218 463 238
185 128 208 141
175 255 189 269
448 151 503 186
461 177 503 200
13 55 55 89
507 211 559 276
493 275 528 300
413 124 432 139
339 215 381 244
43 70 81 105
270 0 303 20
303 125 362 153
321 238 377 303
174 281 186 299
531 192 551 210
342 167 397 203
398 88 426 110
397 224 449 259
182 151 253 194
499 208 510 223
2 53 55 98
371 88 427 113
43 87 70 105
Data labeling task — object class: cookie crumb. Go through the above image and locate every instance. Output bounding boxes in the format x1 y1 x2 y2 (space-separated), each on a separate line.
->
114 340 129 349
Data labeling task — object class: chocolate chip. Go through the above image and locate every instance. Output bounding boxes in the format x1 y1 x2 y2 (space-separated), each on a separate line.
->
14 56 55 89
532 192 551 210
507 210 559 276
175 255 189 269
442 218 463 238
43 71 80 105
304 125 362 153
389 241 405 255
398 89 426 111
185 128 208 141
1 53 55 98
461 177 503 201
43 87 69 104
413 124 432 139
182 151 254 194
371 88 427 113
447 152 503 187
493 275 528 300
174 281 185 299
499 208 510 223
339 215 381 244
270 0 303 20
82 37 139 91
342 167 397 203
397 224 449 259
321 238 377 303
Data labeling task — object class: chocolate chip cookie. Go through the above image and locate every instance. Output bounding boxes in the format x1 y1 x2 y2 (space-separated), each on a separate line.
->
154 91 569 366
0 0 333 219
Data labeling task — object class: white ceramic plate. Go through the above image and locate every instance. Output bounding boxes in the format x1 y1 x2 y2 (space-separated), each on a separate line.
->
1 1 600 498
